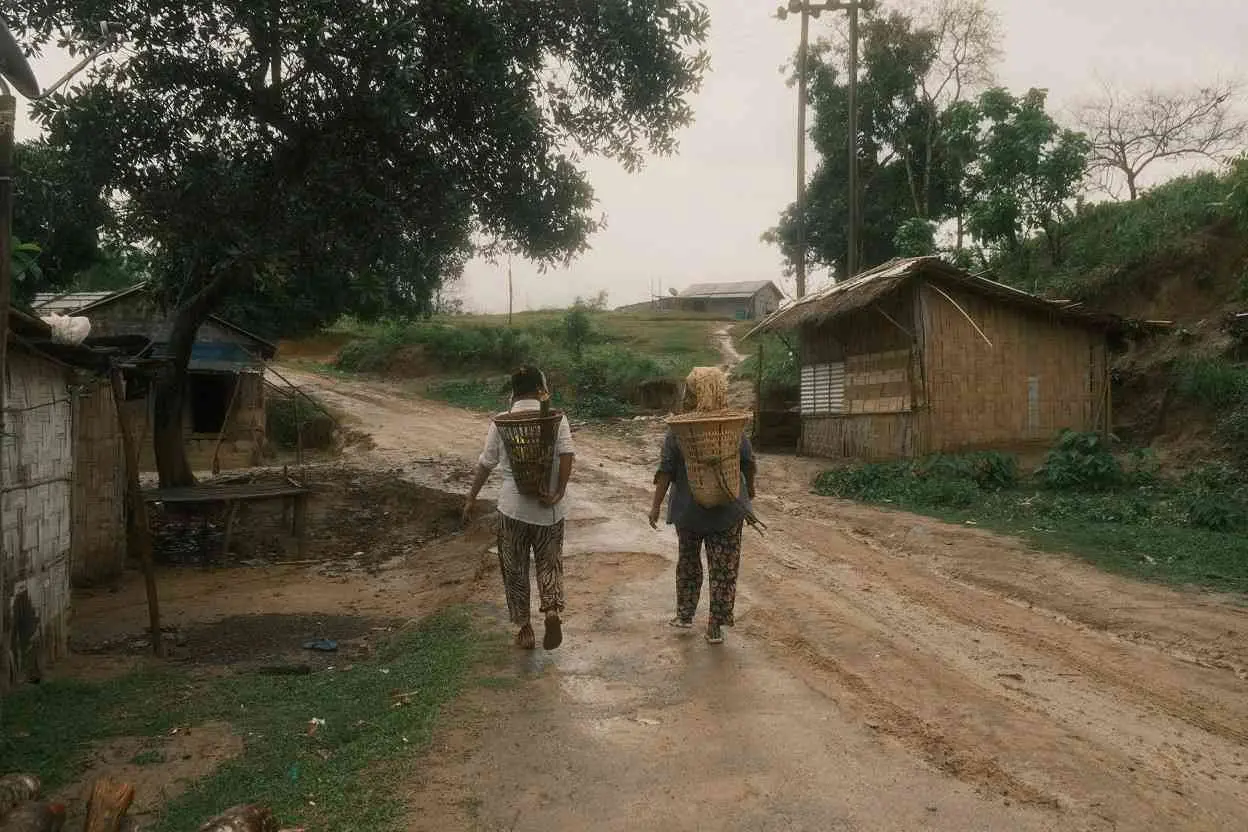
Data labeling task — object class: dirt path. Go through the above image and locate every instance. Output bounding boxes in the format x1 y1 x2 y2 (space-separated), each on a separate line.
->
713 324 747 367
277 369 1248 832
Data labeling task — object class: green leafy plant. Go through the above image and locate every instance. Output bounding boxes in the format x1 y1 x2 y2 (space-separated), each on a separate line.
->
563 304 596 359
1037 430 1123 491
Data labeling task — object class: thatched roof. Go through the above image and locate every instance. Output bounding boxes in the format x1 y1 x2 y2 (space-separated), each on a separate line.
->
747 257 1124 337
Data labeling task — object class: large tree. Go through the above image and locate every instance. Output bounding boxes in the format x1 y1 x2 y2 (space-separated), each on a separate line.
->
13 1 709 486
967 87 1090 264
765 1 999 276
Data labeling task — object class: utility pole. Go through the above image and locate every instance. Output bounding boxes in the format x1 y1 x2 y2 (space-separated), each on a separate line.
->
777 0 876 290
794 6 811 299
507 256 514 326
847 1 861 280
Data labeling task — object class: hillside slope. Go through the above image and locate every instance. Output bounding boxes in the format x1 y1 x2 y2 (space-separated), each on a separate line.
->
994 167 1248 466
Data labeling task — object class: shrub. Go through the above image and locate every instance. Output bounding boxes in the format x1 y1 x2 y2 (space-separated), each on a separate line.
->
563 304 596 358
1037 430 1123 491
1175 357 1248 409
266 394 334 450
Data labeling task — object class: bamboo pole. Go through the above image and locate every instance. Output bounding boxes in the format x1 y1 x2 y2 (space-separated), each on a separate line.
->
109 366 163 657
210 372 245 475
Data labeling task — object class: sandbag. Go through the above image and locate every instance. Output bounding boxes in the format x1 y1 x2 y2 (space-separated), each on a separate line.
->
38 313 92 346
197 805 278 832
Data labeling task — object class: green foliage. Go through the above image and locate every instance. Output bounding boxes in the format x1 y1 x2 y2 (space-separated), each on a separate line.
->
894 218 938 257
992 166 1243 297
11 139 112 298
1 611 485 831
567 344 664 416
563 304 597 358
428 378 511 413
814 446 1248 592
1037 430 1123 491
1175 357 1248 409
768 8 1087 276
336 322 542 375
335 308 721 418
732 334 799 400
10 237 43 293
967 88 1091 261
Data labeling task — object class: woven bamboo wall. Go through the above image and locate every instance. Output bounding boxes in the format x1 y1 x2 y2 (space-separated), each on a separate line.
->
918 283 1109 452
799 297 924 459
72 379 126 587
802 412 930 459
125 370 267 472
1 349 74 683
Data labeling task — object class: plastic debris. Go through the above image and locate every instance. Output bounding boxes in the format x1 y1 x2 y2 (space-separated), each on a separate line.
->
302 639 338 652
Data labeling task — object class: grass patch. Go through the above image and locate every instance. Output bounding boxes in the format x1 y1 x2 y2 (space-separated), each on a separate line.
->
815 437 1248 593
732 333 798 401
331 306 726 417
992 159 1248 298
0 610 492 831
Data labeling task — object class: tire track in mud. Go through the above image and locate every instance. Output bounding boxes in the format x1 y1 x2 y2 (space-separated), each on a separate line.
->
802 521 1248 747
741 566 1242 831
743 519 1248 829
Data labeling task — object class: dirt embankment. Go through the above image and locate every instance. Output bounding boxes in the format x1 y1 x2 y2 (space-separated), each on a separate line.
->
1092 224 1248 457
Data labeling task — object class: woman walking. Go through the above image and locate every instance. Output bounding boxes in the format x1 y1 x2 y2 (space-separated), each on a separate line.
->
648 368 756 645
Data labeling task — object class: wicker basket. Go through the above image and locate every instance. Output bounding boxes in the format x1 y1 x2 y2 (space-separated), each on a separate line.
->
666 411 752 508
493 410 564 497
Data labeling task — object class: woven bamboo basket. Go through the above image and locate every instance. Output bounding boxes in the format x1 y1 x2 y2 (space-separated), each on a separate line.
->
666 411 752 508
493 410 564 497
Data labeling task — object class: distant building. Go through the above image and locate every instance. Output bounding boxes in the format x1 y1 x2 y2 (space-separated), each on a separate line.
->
677 281 784 320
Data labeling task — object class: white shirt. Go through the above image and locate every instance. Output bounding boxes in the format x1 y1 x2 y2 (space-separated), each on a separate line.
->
479 399 574 526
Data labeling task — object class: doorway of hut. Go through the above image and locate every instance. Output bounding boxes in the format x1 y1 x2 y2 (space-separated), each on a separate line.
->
188 372 236 434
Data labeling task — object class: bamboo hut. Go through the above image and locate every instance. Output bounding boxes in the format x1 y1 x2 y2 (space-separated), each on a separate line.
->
750 257 1128 461
2 308 118 686
33 285 276 471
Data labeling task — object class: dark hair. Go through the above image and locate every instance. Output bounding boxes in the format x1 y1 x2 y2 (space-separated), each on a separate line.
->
511 365 546 398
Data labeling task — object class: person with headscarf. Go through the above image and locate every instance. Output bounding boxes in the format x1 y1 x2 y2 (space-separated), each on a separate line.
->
648 368 756 645
464 366 574 650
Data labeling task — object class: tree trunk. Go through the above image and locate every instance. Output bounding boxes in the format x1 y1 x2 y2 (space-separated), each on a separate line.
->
152 267 241 488
1126 171 1140 201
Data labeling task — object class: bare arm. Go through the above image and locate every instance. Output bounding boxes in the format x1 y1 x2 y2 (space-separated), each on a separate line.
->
462 464 492 524
649 472 672 529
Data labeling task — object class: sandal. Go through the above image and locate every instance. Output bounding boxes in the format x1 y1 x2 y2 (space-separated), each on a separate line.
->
669 618 693 629
705 623 724 645
543 615 563 650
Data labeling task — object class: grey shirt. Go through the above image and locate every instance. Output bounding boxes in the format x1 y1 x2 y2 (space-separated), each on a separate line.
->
658 428 755 534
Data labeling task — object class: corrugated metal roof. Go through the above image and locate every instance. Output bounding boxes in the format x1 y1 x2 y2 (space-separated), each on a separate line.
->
30 283 277 358
680 281 778 299
31 290 123 314
747 257 1122 337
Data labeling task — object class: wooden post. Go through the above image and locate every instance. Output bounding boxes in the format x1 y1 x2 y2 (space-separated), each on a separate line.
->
755 342 764 442
0 93 16 692
83 778 136 832
220 501 240 561
210 372 245 475
109 367 164 657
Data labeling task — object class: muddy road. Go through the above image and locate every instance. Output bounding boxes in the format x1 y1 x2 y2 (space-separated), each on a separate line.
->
274 369 1248 832
72 365 1241 831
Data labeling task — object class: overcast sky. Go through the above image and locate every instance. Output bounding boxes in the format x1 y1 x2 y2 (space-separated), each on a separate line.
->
17 0 1246 313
